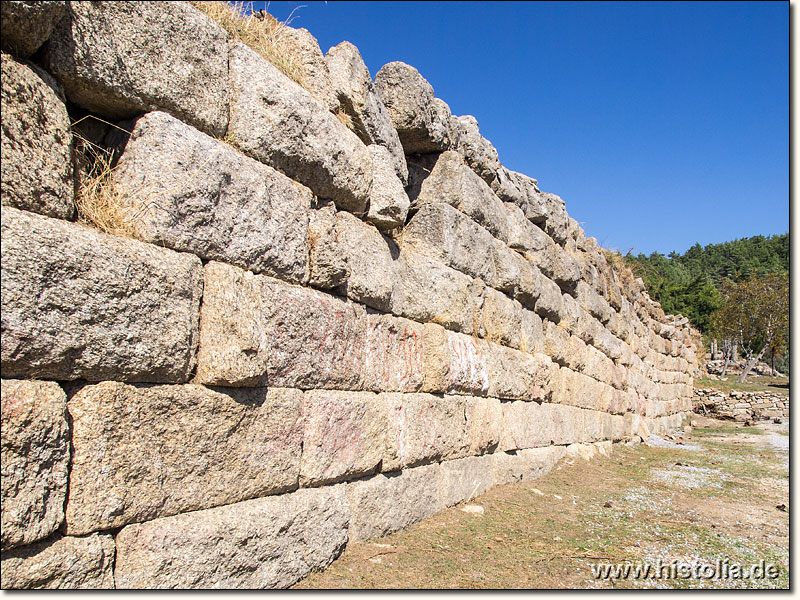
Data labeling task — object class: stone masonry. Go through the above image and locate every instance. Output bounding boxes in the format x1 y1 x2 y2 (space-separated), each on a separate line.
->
1 1 701 589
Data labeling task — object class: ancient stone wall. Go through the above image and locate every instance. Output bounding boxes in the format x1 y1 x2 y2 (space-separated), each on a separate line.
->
693 389 789 422
1 1 701 589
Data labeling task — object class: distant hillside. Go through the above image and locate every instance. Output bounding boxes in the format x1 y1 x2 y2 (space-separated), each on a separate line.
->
624 233 789 333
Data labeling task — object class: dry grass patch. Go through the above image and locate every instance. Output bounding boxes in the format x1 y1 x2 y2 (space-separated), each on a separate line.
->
72 116 137 237
190 1 307 88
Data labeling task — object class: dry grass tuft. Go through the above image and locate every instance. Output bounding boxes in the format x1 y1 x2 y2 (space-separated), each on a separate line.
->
190 1 307 88
71 117 138 237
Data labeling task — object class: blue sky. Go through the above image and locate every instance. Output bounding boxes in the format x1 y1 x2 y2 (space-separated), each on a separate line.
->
253 1 788 256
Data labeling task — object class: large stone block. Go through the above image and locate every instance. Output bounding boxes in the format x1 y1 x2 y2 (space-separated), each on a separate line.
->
481 289 522 349
1 380 69 550
520 307 545 355
300 390 387 486
196 261 424 392
487 346 552 402
347 463 441 542
513 257 543 310
280 26 338 112
374 61 455 153
44 1 228 136
1 53 74 220
413 151 508 242
361 313 426 393
439 455 495 507
111 111 310 282
114 486 349 589
1 1 66 58
382 393 469 469
0 534 114 589
334 211 397 312
308 201 349 290
65 382 302 535
421 325 490 396
465 396 502 454
401 202 498 286
541 403 581 445
1 207 202 383
228 42 371 213
534 274 565 322
491 446 566 485
195 261 363 388
491 238 525 297
452 115 501 187
391 250 479 335
325 41 408 184
542 320 571 366
365 144 410 230
499 400 546 452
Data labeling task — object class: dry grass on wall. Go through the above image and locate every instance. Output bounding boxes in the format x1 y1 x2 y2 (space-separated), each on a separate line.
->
190 1 307 88
602 248 638 290
71 117 138 238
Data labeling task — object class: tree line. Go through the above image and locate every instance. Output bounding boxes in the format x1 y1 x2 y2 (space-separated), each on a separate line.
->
623 233 789 379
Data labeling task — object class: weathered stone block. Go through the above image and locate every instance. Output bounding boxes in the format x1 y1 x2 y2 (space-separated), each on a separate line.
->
513 257 542 310
542 320 571 366
413 150 508 241
481 289 522 349
365 145 410 230
66 382 303 535
1 207 202 383
452 114 501 188
534 274 565 322
347 463 441 542
382 393 469 469
391 250 479 335
1 534 114 589
401 202 498 286
499 400 546 451
334 211 397 312
325 41 408 184
1 380 69 550
280 26 338 112
491 446 566 485
228 41 371 213
374 61 455 153
492 238 524 296
362 313 426 393
519 308 545 356
114 486 349 589
421 325 489 396
1 1 66 58
300 390 387 486
1 53 74 220
112 111 310 282
308 201 349 289
196 262 424 392
44 1 228 136
465 396 502 455
196 261 362 388
487 346 552 401
439 455 495 507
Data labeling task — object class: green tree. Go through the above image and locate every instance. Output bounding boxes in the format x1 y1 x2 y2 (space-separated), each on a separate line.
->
710 272 789 382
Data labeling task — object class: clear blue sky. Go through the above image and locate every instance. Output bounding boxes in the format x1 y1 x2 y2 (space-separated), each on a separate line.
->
252 1 788 256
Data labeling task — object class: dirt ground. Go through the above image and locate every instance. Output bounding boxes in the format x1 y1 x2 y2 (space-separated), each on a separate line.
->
295 417 789 589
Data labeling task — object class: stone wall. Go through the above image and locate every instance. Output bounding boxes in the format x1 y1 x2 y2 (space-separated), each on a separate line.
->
1 1 701 589
693 389 789 422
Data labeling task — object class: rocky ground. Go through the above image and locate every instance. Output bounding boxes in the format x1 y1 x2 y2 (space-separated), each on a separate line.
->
296 417 789 589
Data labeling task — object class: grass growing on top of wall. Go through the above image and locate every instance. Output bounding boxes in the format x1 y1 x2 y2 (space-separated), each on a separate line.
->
190 1 307 88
